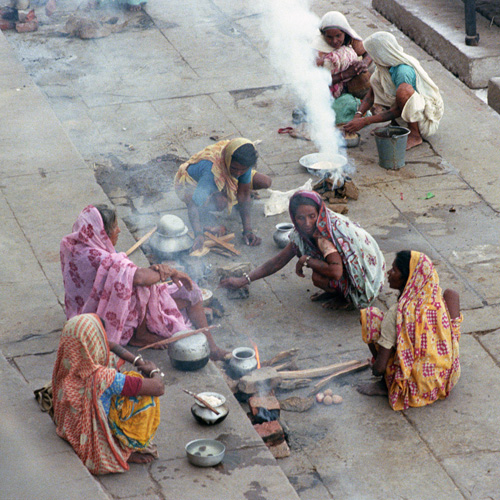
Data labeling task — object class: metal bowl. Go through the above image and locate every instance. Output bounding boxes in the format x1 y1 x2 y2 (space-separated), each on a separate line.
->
344 132 360 148
299 153 347 176
185 439 225 467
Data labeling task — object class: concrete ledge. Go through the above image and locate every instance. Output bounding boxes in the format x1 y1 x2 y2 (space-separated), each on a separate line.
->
372 0 500 88
488 77 500 114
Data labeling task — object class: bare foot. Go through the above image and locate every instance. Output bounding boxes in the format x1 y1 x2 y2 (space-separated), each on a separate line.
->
356 379 388 396
406 133 423 150
321 297 354 310
128 330 167 349
128 452 156 464
310 291 336 302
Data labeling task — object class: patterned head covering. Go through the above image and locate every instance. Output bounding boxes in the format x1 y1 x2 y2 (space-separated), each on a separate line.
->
288 191 385 308
52 314 131 474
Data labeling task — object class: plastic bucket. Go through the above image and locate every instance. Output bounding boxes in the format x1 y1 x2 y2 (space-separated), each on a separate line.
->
374 126 410 170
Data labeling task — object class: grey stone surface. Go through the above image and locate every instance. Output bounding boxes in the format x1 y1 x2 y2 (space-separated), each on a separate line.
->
1 0 500 498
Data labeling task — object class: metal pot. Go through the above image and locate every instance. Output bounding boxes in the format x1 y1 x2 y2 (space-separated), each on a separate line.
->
190 392 229 425
273 222 294 249
229 347 258 378
150 214 193 259
168 330 210 371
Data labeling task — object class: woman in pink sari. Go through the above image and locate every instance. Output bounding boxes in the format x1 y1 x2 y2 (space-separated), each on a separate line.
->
60 205 226 359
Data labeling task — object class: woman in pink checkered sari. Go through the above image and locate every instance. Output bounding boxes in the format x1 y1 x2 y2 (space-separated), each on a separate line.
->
358 250 461 410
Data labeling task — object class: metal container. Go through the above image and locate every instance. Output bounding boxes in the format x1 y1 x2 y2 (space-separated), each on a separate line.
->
229 347 258 378
185 439 225 467
273 222 294 249
168 330 210 371
150 214 193 259
299 153 347 177
190 391 229 425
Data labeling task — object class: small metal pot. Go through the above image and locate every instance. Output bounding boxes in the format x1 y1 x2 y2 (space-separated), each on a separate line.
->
273 222 294 249
229 347 258 378
168 330 210 371
190 392 229 425
185 439 225 467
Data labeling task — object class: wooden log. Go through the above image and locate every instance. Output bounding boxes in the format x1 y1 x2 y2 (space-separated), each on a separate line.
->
306 360 370 396
125 226 157 256
277 359 360 380
204 231 241 255
262 348 300 367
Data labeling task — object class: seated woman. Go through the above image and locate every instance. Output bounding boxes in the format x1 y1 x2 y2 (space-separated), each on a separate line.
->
60 204 226 359
313 11 372 125
358 250 461 410
344 31 444 149
174 138 272 251
52 314 164 474
220 191 385 310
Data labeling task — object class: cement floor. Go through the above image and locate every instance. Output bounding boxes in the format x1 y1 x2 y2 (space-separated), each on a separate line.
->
1 0 500 498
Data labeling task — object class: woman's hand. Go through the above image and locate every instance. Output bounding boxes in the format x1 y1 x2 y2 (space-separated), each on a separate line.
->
219 276 247 289
243 231 262 247
296 255 309 278
343 117 367 134
243 231 261 246
136 360 158 377
192 235 205 251
150 264 174 282
170 269 193 291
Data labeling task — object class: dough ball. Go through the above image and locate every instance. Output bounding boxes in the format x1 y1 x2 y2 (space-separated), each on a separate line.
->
316 392 325 403
323 395 333 406
332 395 343 404
324 389 333 397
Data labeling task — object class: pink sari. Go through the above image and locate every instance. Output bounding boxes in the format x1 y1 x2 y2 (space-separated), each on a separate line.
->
60 205 200 345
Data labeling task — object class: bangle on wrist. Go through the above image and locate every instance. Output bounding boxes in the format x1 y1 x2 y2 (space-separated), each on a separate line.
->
149 368 160 377
355 111 362 116
133 354 143 366
243 272 252 285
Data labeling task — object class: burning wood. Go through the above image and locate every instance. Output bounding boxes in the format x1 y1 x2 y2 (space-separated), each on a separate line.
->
277 359 360 380
250 340 261 369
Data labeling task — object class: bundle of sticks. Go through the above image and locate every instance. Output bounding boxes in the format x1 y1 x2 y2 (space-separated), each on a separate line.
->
190 232 240 258
262 348 369 396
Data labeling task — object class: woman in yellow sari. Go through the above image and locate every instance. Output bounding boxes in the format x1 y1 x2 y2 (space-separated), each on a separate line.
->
358 251 461 410
52 314 164 474
174 138 272 250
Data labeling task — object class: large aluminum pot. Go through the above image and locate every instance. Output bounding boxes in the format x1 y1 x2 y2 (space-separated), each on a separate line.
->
168 330 210 371
150 214 193 259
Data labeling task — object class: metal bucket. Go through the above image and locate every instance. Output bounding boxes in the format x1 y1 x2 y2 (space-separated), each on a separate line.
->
374 126 410 170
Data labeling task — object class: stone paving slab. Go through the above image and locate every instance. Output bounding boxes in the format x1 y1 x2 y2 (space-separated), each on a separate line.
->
0 352 109 500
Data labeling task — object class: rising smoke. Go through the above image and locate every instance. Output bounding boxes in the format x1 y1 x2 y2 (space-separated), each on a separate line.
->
259 0 350 175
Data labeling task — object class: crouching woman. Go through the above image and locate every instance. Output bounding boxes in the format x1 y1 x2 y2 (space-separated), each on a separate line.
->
358 250 461 410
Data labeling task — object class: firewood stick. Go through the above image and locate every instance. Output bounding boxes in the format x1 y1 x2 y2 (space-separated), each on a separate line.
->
272 358 298 372
277 359 360 380
125 226 157 256
182 388 220 415
307 360 370 396
137 325 219 351
262 348 300 367
204 232 241 255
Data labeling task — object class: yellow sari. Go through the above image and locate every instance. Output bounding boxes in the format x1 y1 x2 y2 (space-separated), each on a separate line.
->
361 252 461 410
